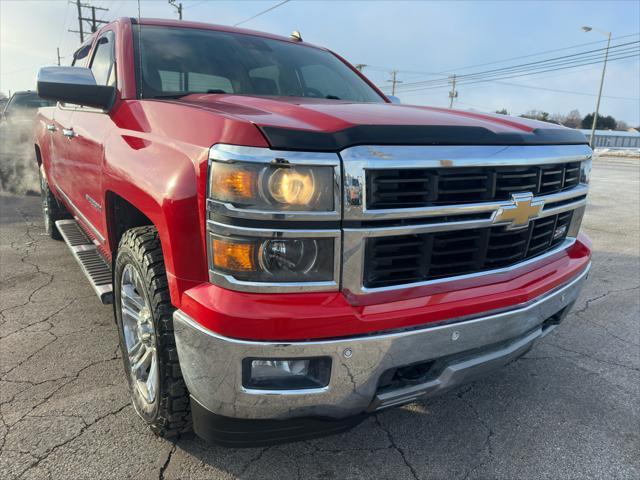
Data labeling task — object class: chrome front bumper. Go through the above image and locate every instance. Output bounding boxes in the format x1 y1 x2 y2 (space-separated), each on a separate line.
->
174 264 589 421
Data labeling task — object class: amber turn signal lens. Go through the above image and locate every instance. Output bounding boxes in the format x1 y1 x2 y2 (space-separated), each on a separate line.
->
211 168 256 201
212 239 256 272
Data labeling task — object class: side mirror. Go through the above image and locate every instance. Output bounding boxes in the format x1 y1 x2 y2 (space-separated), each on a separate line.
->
36 66 115 110
387 95 401 104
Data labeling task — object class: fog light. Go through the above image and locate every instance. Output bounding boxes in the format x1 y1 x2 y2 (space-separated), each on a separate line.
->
242 357 331 390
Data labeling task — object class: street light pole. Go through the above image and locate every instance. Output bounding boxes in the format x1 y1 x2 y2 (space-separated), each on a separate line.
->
582 26 611 149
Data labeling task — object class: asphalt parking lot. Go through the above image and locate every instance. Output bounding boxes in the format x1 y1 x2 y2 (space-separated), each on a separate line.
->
1 156 638 480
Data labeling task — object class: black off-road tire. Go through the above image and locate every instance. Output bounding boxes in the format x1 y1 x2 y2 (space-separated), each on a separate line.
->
114 226 191 437
39 166 69 240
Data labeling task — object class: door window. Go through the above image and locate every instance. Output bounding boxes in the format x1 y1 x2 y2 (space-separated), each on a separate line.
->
71 43 92 67
89 32 116 86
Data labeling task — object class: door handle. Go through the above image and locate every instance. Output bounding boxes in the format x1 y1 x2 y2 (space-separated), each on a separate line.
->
46 124 57 132
62 128 75 138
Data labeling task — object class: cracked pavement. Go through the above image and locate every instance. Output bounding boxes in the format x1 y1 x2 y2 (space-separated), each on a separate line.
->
1 156 638 479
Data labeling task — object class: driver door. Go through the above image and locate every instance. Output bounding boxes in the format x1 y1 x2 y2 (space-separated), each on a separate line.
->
63 30 117 244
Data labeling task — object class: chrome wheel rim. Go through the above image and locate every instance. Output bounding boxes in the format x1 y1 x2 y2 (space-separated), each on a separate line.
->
40 175 50 232
121 264 159 407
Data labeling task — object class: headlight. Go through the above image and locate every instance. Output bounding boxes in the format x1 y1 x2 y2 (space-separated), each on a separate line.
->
208 228 338 287
580 159 592 184
206 145 341 292
209 161 335 212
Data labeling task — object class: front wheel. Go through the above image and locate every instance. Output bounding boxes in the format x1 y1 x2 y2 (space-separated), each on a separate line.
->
114 226 191 437
39 166 68 240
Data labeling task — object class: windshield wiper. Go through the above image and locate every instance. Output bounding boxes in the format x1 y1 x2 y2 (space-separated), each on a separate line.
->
151 93 191 99
325 95 341 100
152 89 227 100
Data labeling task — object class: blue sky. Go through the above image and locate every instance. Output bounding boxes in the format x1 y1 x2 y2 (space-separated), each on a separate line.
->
1 0 639 124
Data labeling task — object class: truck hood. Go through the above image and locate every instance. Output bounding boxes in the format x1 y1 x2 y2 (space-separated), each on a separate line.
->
162 94 587 151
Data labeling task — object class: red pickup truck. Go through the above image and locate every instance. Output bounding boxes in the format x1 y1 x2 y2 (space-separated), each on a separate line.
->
34 18 592 447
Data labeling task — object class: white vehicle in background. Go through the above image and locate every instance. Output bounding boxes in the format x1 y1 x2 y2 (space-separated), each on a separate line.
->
0 91 54 194
1 91 54 126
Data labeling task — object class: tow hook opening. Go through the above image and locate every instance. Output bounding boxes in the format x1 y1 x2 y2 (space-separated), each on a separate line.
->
375 309 571 396
377 360 438 394
541 303 573 335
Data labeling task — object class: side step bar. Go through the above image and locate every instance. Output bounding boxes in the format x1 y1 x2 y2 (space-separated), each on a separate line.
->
55 220 113 304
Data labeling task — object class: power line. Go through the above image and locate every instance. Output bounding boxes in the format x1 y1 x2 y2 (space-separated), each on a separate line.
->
443 42 639 85
97 1 116 22
440 51 639 89
387 41 639 90
393 53 640 93
69 0 109 42
393 60 638 98
382 45 639 92
362 32 640 88
383 56 640 95
434 31 639 75
360 65 444 77
108 0 127 19
233 0 291 27
1 61 58 76
433 48 640 89
391 52 639 94
58 2 72 46
486 80 639 101
183 0 209 9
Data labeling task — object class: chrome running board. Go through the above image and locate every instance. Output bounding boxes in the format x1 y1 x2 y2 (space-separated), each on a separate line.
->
55 219 113 304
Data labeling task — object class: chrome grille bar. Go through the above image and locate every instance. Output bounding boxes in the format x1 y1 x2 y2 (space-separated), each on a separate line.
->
342 144 592 221
340 144 591 296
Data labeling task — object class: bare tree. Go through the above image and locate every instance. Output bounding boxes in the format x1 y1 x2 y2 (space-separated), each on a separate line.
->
521 110 550 122
563 109 582 129
616 120 629 131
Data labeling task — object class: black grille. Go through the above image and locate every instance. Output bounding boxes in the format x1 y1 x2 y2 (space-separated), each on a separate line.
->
367 162 581 209
364 211 573 288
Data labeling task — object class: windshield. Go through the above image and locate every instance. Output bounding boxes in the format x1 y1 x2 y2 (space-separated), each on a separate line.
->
6 93 54 111
135 26 384 103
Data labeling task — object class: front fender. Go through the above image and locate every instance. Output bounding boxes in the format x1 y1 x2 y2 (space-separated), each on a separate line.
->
103 132 209 307
102 99 268 307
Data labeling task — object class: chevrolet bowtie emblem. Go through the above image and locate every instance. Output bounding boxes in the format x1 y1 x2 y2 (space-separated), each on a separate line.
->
492 192 544 230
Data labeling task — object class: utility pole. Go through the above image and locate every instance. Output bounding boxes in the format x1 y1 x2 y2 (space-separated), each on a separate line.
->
74 0 84 42
582 26 611 148
169 0 183 20
91 6 97 32
448 74 458 108
590 32 610 147
57 47 61 66
69 1 109 42
387 70 402 96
